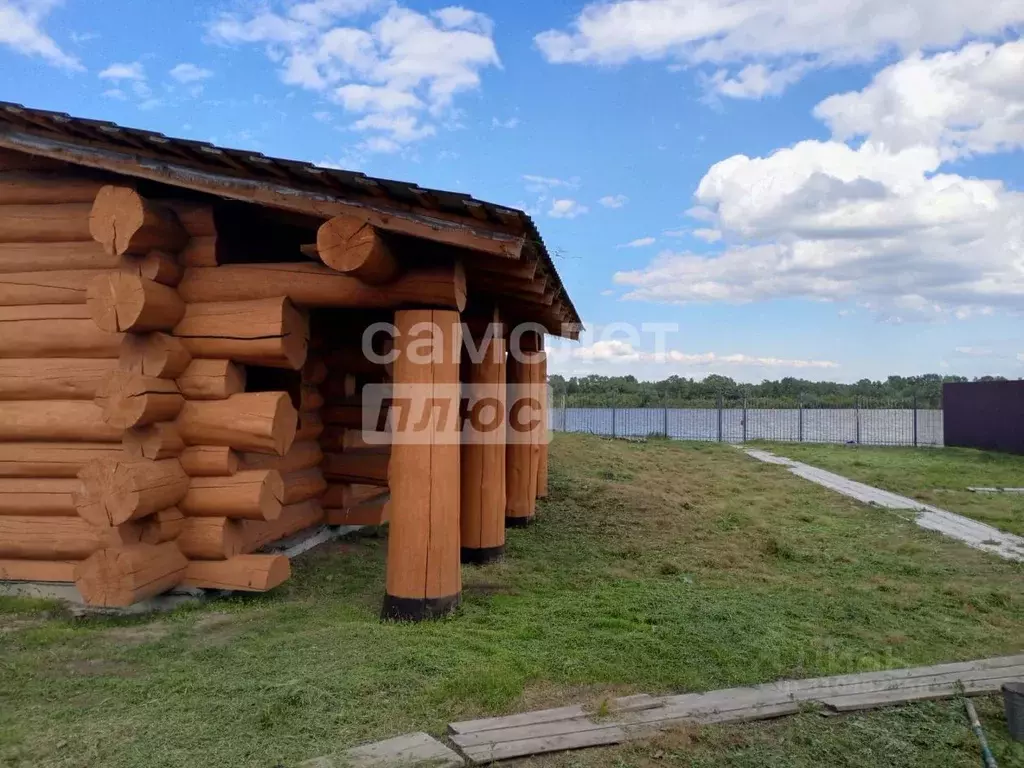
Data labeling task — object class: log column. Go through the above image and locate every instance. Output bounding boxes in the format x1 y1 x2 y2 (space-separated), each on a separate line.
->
460 310 506 564
506 333 545 526
72 186 192 606
383 309 461 621
536 335 549 499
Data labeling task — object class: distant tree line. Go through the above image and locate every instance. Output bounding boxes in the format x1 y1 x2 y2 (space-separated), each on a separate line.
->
546 374 1013 409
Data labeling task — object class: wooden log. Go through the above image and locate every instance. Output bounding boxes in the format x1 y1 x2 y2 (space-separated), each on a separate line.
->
537 349 549 500
87 273 184 332
74 542 188 607
0 171 106 205
0 241 121 274
119 332 191 378
323 452 389 485
96 373 184 429
461 315 507 563
241 441 322 474
176 393 298 456
281 468 327 505
302 357 328 385
89 186 188 256
120 251 182 287
123 423 185 460
161 201 215 237
0 269 108 306
141 507 185 544
176 359 245 400
300 384 324 411
0 478 79 516
0 203 93 243
75 458 189 527
179 446 239 477
178 262 466 312
0 559 77 582
294 411 324 441
0 516 102 559
506 351 544 525
239 500 323 553
180 236 219 267
384 309 461 621
179 470 284 521
0 401 122 442
181 554 290 592
322 483 388 509
325 499 389 526
316 215 398 284
176 516 243 560
0 443 124 478
173 297 308 370
320 427 390 453
0 304 122 358
0 358 117 400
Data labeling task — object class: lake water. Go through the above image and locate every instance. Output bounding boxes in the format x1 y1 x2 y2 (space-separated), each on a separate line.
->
550 407 944 447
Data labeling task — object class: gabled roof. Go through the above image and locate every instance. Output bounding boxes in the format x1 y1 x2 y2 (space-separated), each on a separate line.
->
0 101 580 337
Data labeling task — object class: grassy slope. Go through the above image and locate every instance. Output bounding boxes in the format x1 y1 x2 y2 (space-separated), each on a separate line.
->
760 443 1024 536
0 434 1022 768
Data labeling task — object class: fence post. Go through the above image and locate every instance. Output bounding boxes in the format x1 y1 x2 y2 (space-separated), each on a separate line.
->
611 407 617 438
855 397 861 444
663 405 669 437
913 393 918 448
799 397 804 442
742 396 747 443
717 393 723 442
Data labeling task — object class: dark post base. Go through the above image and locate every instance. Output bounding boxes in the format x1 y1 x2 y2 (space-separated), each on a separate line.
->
505 516 534 529
460 545 505 565
381 593 461 622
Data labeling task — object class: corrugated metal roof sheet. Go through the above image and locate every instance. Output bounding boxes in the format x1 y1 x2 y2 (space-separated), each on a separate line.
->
0 100 579 330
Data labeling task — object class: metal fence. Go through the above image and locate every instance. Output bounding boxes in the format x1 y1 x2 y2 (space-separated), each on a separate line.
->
549 397 944 447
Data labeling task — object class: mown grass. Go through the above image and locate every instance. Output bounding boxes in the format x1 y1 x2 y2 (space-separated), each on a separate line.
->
1 434 1022 768
760 442 1024 536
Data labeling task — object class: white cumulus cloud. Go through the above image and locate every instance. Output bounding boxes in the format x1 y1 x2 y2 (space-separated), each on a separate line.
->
536 0 1024 98
621 237 656 248
99 61 145 80
0 0 81 70
549 199 589 219
170 63 213 83
207 2 499 151
815 40 1024 160
613 42 1024 322
599 194 629 208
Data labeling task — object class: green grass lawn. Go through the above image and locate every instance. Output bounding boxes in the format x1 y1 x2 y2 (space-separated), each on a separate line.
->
1 434 1023 768
758 442 1024 536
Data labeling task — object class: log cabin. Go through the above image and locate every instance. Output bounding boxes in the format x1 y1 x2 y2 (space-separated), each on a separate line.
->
0 102 580 619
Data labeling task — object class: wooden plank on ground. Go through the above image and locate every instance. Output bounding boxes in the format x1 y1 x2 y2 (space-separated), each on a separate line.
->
301 732 463 767
450 655 1024 764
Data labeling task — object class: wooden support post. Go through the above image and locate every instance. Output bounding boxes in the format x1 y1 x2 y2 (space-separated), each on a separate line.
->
383 309 462 621
460 312 507 564
505 344 545 526
536 338 549 499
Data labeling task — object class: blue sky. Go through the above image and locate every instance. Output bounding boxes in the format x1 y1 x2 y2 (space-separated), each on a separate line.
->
2 0 1023 383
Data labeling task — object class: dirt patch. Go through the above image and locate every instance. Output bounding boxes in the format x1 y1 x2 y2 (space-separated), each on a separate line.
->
101 622 171 647
463 581 520 598
0 617 47 634
189 610 246 648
